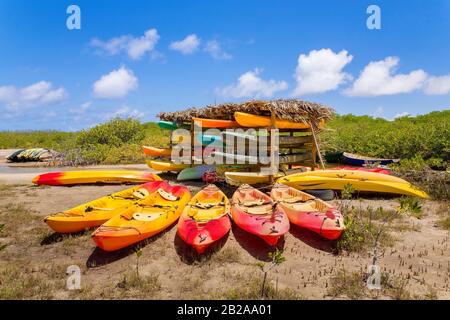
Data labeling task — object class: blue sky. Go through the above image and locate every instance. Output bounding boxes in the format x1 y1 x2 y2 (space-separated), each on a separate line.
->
0 0 449 131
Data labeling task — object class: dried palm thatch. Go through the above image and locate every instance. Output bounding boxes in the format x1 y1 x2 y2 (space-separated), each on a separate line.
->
158 99 334 128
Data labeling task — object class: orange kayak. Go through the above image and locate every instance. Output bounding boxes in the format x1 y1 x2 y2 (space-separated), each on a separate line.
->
142 146 172 157
230 184 290 245
271 184 344 240
177 185 231 253
234 112 325 129
92 181 191 251
193 117 240 128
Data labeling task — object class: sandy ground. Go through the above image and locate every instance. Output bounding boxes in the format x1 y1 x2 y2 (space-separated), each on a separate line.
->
0 150 449 300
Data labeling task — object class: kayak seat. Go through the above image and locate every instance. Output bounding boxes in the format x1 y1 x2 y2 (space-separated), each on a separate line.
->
243 203 273 215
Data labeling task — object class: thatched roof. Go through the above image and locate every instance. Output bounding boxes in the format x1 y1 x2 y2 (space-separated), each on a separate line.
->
158 99 334 128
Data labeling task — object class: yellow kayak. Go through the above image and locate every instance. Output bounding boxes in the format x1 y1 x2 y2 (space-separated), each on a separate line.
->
277 171 429 198
44 182 162 233
146 160 192 172
294 169 407 184
225 171 284 186
234 112 325 129
92 181 191 251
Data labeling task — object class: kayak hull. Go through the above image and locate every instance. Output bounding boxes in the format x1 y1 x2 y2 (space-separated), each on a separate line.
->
177 165 215 181
271 184 344 240
92 182 191 251
142 146 172 157
193 118 240 129
44 181 167 233
225 171 284 186
177 185 231 253
32 171 161 186
231 184 289 245
147 160 191 172
234 112 324 129
277 170 429 198
342 152 399 166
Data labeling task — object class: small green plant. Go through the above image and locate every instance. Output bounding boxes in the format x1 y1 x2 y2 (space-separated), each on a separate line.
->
341 183 355 200
135 249 143 278
397 197 423 219
259 249 285 298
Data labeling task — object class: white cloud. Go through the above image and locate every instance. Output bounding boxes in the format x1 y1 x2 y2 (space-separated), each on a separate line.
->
170 34 200 54
293 49 353 96
91 28 160 60
373 106 384 117
423 74 450 95
394 112 410 119
204 40 232 60
70 101 92 115
107 106 144 120
0 81 67 110
344 57 428 97
93 66 138 99
217 68 288 98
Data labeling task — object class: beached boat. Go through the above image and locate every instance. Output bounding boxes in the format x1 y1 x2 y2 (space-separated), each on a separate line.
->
230 184 290 245
32 170 161 186
342 152 399 166
177 185 231 253
225 171 284 186
92 181 191 251
44 181 165 233
277 170 429 198
271 184 344 240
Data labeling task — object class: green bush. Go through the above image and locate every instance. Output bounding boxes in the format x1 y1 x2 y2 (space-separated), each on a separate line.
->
321 111 450 167
76 118 145 147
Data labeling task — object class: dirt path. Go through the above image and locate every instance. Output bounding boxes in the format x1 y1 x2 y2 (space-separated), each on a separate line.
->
0 180 448 300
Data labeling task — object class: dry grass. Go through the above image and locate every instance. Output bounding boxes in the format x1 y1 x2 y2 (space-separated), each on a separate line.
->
218 276 304 300
0 265 54 299
328 269 413 300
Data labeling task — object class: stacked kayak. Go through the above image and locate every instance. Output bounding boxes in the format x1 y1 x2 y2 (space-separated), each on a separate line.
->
178 185 231 253
231 184 289 245
44 182 164 233
146 160 191 172
92 181 191 251
32 171 161 186
271 184 344 240
225 171 284 186
177 165 215 181
7 148 55 162
234 112 325 129
193 118 240 129
277 169 429 198
142 146 172 158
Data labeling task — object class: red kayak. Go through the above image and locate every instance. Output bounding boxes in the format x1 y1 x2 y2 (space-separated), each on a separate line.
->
332 166 391 175
177 184 231 253
231 184 289 246
271 184 344 240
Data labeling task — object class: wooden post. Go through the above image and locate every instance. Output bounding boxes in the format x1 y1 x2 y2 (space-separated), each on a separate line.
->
309 122 325 170
269 110 277 184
